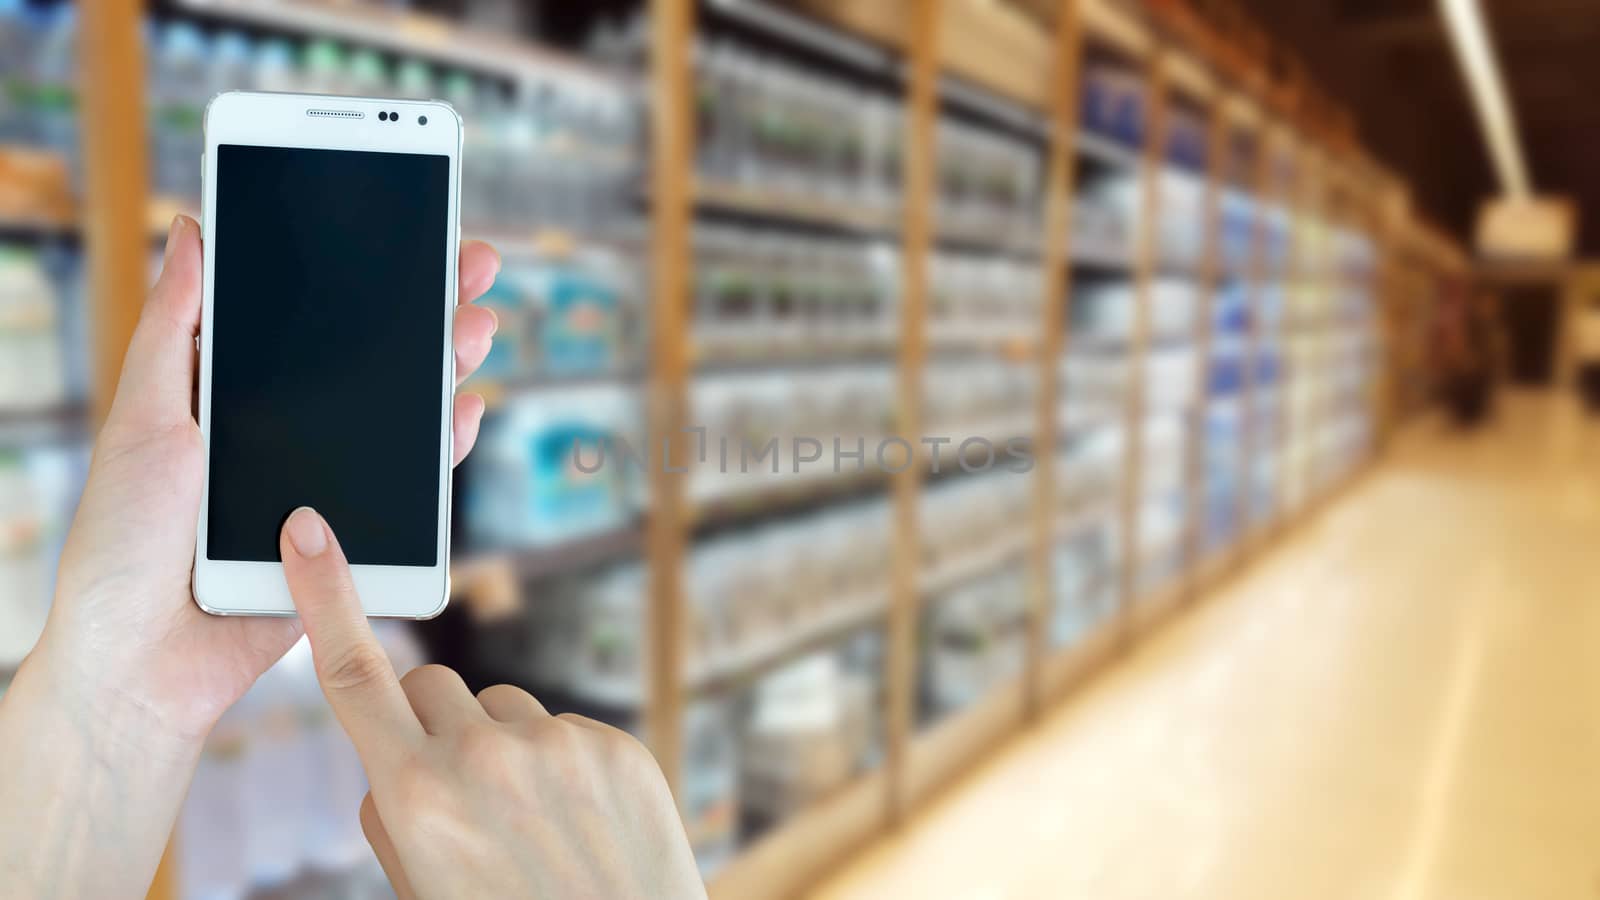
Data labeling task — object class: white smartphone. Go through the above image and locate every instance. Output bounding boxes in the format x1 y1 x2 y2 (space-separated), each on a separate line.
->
194 92 462 618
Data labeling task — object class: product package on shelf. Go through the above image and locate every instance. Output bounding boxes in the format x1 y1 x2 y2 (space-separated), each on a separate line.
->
919 469 1033 589
1201 400 1244 554
1149 276 1202 343
919 563 1027 725
458 384 642 552
693 226 898 362
736 637 882 831
687 496 890 689
1202 281 1250 555
694 38 902 215
934 117 1042 241
1144 342 1199 414
688 366 894 507
1218 187 1256 275
1136 412 1189 594
1072 170 1141 263
0 441 87 669
681 698 739 877
179 627 425 900
1060 350 1129 432
922 358 1037 458
1051 517 1120 649
1249 387 1282 527
0 241 84 412
1262 204 1293 275
1056 426 1124 522
1156 167 1206 272
679 627 884 875
928 252 1042 348
0 2 79 190
1079 60 1146 150
468 561 648 713
1068 275 1136 345
470 244 640 384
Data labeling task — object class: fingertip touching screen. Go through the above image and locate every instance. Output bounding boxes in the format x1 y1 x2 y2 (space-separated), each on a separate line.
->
208 145 450 566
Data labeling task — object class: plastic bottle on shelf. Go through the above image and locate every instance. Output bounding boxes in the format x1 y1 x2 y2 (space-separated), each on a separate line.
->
301 38 351 96
0 0 32 143
440 71 486 223
394 58 435 101
208 31 256 97
27 4 78 186
681 699 739 878
0 244 66 411
346 47 390 98
149 22 210 200
250 39 301 96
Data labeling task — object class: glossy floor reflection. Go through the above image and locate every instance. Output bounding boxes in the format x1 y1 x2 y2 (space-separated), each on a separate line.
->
811 392 1600 900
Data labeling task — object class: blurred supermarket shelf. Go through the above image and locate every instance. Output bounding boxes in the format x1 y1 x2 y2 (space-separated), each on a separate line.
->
557 588 889 708
693 180 898 234
692 347 895 373
1156 256 1205 279
1076 131 1142 170
170 0 618 85
927 330 1037 359
450 523 644 586
690 465 891 535
687 589 889 698
703 0 899 80
0 211 78 242
472 370 643 409
1058 497 1119 541
932 219 1045 259
708 0 1055 148
1071 237 1137 272
0 404 89 446
920 528 1031 595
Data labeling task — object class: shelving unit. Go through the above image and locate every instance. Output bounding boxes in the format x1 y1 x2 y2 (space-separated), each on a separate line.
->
0 2 1473 900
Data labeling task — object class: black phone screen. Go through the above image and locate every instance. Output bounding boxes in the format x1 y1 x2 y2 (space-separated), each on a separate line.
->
207 144 451 566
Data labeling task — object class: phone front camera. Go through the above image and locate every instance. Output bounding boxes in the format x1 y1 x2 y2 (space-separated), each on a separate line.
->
418 115 428 126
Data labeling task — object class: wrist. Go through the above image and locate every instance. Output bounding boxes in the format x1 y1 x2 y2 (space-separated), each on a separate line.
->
20 634 214 763
0 644 204 899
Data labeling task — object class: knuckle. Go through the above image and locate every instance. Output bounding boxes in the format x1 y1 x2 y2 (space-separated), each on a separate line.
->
318 644 392 694
455 722 519 775
400 663 458 693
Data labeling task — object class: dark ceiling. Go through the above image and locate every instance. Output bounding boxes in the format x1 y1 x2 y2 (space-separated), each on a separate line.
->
1237 0 1600 255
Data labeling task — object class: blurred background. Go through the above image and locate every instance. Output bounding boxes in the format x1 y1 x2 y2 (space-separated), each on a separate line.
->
4 0 1595 898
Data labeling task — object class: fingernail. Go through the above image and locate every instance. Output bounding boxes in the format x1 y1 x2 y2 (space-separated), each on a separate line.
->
490 245 503 274
485 306 499 336
162 215 183 266
285 507 328 558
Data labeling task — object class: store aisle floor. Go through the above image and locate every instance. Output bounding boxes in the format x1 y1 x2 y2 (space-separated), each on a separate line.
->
811 392 1600 900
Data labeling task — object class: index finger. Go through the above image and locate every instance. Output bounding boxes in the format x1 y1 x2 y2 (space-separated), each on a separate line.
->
280 506 424 770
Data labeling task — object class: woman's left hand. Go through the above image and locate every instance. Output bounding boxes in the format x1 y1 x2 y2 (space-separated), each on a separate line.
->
0 215 500 900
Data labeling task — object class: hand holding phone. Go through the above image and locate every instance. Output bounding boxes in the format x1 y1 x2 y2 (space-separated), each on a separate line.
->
278 507 705 900
0 216 498 900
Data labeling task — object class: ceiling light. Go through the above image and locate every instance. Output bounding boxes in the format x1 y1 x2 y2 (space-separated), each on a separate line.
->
1437 0 1530 199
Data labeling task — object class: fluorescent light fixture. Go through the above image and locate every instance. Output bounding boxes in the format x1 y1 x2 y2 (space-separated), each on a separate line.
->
1437 0 1531 198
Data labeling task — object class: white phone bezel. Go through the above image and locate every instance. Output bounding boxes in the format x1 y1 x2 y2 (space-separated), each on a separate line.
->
194 91 462 619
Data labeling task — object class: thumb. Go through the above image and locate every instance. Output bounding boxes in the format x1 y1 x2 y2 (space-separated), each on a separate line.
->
104 215 204 438
280 507 422 772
